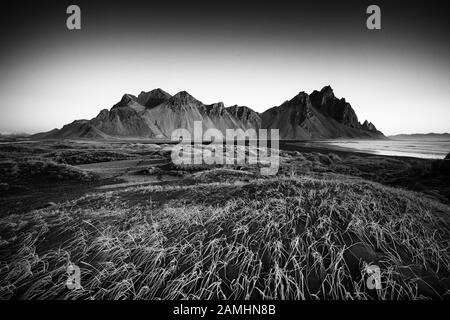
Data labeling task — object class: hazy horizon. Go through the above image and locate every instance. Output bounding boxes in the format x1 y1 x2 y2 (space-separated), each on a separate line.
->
1 0 449 136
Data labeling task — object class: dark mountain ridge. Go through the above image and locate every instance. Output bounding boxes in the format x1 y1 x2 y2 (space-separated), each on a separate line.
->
33 86 384 140
261 86 383 139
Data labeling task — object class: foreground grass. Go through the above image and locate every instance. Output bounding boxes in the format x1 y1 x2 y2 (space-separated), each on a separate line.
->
0 173 449 299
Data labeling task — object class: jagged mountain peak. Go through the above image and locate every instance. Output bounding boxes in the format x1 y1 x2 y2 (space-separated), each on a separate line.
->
113 94 137 108
148 88 170 95
226 105 261 125
310 86 336 104
293 91 309 99
173 90 195 99
320 85 334 95
137 88 172 108
170 91 201 105
309 87 359 128
212 101 225 107
201 102 227 116
226 105 256 113
96 109 109 120
361 120 377 131
285 91 312 109
137 88 171 99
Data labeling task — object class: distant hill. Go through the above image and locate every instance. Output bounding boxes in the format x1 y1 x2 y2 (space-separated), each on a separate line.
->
33 86 383 140
0 132 31 141
389 133 450 141
0 132 30 138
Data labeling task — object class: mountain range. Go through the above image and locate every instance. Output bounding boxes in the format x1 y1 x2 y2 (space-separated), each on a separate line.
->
33 86 384 140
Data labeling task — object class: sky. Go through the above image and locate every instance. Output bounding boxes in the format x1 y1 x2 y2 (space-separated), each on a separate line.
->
0 0 449 135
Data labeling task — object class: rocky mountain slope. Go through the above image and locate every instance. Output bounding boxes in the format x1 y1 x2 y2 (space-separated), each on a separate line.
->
261 86 383 139
34 86 383 140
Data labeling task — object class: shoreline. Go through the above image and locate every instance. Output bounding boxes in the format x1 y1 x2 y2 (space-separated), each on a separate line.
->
3 137 448 160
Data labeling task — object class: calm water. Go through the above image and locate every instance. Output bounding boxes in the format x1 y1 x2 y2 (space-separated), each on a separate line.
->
322 139 450 159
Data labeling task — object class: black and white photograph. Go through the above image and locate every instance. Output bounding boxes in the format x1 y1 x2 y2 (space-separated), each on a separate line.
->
0 0 449 308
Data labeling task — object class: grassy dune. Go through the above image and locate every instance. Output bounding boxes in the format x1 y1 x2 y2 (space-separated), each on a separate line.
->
0 159 96 186
1 171 449 299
